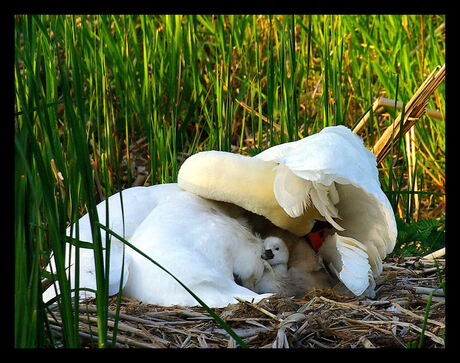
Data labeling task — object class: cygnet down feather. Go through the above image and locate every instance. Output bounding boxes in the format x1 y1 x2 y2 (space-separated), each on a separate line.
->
239 212 336 298
254 236 289 294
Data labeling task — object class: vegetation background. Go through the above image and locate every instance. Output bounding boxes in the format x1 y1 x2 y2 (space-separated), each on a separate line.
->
14 14 445 347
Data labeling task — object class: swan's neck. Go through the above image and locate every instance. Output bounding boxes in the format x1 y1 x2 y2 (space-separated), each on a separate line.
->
178 151 320 236
178 151 276 211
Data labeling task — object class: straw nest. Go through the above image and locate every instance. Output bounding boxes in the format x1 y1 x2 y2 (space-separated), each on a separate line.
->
48 255 445 348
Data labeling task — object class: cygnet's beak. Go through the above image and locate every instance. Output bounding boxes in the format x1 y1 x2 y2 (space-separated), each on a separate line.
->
262 249 274 260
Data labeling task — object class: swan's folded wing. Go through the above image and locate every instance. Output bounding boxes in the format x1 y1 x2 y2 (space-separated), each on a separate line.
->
256 125 397 272
272 163 311 218
319 233 374 297
273 163 343 231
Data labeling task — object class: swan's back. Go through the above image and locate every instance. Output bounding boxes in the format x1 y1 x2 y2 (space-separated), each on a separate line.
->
123 188 267 307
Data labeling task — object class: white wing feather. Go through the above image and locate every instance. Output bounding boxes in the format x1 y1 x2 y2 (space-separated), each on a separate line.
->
320 233 374 296
307 182 344 231
272 163 344 231
272 164 311 218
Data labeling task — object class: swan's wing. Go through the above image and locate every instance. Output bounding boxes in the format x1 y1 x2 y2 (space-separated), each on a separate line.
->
255 126 379 220
67 183 181 243
44 184 184 303
319 233 375 297
255 126 397 283
272 164 343 231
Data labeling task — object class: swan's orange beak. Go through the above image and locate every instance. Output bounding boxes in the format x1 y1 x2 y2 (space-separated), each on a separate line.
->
307 228 327 252
307 220 333 252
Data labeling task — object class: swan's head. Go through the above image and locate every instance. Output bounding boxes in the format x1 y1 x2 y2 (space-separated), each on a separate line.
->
262 236 289 266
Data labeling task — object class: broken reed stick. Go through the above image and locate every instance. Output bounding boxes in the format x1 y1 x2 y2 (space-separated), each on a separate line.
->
234 297 281 322
353 96 445 135
413 286 445 297
235 99 282 132
391 301 445 327
343 317 445 346
370 64 445 165
235 98 304 140
421 247 445 261
407 127 419 217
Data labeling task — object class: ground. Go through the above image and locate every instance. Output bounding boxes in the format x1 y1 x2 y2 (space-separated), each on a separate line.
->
48 256 445 348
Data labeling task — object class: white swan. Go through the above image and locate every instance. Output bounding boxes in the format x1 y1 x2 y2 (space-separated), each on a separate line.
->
44 125 397 306
178 125 397 297
43 184 273 308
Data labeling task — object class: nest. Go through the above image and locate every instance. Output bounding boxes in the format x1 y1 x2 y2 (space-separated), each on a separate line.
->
48 256 445 348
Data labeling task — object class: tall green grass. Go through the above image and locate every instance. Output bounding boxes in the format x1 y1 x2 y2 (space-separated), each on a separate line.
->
14 14 445 348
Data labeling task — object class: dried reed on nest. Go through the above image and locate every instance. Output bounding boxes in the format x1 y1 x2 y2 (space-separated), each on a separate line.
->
47 256 445 348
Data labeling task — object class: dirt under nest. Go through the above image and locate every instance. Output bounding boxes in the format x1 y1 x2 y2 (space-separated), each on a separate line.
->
48 256 445 348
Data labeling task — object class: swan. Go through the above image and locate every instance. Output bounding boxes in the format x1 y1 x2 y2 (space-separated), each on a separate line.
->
43 125 396 306
43 184 273 308
254 236 289 294
177 125 397 297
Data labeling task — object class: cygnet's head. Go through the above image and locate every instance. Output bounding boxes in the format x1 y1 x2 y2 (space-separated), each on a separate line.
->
261 236 289 266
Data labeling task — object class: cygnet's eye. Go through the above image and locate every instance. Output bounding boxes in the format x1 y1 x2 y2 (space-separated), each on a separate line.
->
275 247 279 251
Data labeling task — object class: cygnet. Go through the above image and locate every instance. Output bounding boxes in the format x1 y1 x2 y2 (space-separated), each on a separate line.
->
254 236 289 294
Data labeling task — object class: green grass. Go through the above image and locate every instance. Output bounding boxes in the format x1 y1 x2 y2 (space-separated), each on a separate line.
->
14 14 445 348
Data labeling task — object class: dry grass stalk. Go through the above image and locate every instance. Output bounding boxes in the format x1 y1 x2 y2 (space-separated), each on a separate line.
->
234 296 282 322
371 64 445 165
406 126 420 219
353 96 445 136
235 99 277 130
